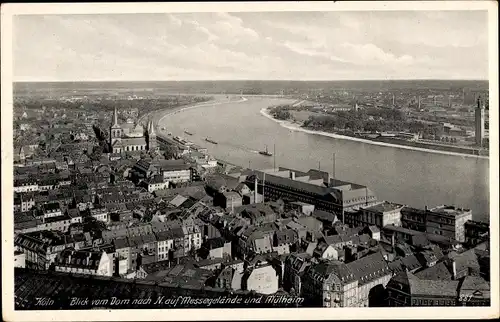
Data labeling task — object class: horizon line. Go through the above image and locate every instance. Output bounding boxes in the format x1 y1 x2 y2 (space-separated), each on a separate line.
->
13 78 490 83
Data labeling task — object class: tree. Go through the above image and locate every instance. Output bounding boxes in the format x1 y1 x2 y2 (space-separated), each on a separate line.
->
163 144 179 160
273 109 292 120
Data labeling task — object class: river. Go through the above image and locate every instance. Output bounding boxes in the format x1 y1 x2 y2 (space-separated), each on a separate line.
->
158 96 490 222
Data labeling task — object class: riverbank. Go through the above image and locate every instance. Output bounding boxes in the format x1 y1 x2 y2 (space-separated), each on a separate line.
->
260 107 489 160
156 97 249 128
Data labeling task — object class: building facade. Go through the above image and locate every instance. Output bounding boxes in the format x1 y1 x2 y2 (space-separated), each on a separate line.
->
345 201 404 228
302 252 392 307
54 250 113 277
464 220 489 247
426 206 472 243
245 169 377 222
400 206 472 243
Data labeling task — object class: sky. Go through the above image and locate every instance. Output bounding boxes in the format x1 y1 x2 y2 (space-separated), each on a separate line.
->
13 11 489 81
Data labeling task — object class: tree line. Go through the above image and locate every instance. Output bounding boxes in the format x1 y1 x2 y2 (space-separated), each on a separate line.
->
271 105 445 136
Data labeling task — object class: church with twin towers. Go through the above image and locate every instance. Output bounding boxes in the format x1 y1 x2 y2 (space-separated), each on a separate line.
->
109 106 158 154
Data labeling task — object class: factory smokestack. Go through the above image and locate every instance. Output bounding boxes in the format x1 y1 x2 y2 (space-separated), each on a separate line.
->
254 176 258 203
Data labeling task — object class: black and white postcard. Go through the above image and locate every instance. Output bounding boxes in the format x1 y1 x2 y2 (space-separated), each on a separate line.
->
2 1 498 321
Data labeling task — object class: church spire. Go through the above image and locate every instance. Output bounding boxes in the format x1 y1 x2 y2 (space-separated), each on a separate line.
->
148 119 156 136
113 106 119 127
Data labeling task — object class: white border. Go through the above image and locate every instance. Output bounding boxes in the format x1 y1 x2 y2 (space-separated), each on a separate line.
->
2 2 498 321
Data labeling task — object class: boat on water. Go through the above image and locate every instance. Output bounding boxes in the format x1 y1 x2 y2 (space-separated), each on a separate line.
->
184 130 193 136
205 138 218 145
259 145 273 156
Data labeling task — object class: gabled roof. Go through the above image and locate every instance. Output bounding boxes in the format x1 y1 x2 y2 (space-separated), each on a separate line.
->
311 210 337 223
346 252 390 285
121 137 147 146
406 272 460 297
169 195 188 208
460 276 490 293
414 261 453 280
447 249 480 273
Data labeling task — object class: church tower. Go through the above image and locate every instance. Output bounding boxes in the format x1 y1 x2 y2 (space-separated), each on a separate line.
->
109 107 123 153
475 97 485 147
147 120 158 152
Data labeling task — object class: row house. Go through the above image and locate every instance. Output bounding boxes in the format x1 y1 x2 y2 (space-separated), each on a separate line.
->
36 212 82 233
236 226 274 257
111 225 191 275
38 177 60 191
14 212 42 234
159 160 192 184
14 230 87 270
400 206 472 243
74 193 94 211
14 178 39 193
142 174 169 193
155 230 177 261
464 220 489 247
54 249 113 277
90 207 109 223
283 252 313 295
40 202 63 218
200 237 232 260
14 193 36 212
183 224 202 253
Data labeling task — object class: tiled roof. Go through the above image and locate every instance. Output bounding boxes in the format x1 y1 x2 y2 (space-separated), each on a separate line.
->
447 249 480 273
346 252 390 285
121 137 147 146
401 254 422 271
414 262 453 280
407 272 460 297
205 237 226 249
158 160 191 171
144 264 214 289
311 209 337 223
309 260 356 284
169 195 188 207
248 171 336 200
460 276 490 293
206 174 240 191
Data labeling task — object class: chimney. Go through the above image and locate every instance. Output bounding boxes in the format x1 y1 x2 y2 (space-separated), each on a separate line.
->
254 176 258 203
289 171 295 180
424 205 428 212
263 172 266 203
